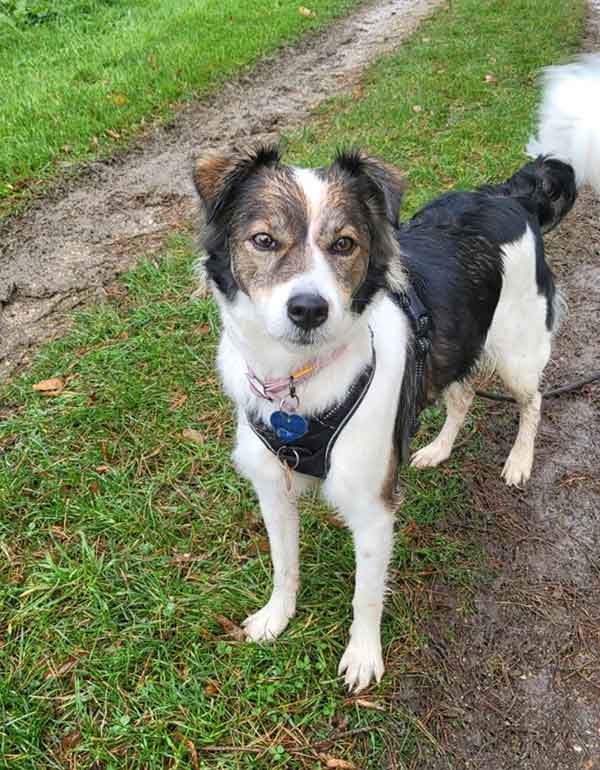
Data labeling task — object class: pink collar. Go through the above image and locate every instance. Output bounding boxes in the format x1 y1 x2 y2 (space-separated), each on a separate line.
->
246 346 347 402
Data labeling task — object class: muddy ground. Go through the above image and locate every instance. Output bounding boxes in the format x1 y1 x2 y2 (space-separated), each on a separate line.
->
0 0 439 381
1 0 599 768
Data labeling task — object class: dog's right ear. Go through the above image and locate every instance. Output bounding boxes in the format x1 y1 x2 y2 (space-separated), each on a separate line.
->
193 145 281 222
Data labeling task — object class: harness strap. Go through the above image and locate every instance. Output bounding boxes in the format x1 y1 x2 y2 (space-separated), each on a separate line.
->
247 343 376 479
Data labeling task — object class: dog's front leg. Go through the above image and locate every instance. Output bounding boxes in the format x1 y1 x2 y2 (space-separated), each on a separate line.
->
235 426 306 642
242 475 300 642
333 492 395 692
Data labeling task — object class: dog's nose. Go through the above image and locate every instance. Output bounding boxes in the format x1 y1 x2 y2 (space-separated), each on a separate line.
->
287 293 329 330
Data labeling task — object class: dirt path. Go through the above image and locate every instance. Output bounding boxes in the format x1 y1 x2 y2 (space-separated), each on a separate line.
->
0 0 439 381
396 5 600 769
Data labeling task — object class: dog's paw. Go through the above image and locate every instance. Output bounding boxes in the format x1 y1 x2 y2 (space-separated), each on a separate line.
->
338 634 384 693
242 597 294 642
501 448 533 487
410 439 451 469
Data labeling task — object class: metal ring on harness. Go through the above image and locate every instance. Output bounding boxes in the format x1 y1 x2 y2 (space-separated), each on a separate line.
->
276 446 300 470
279 394 300 414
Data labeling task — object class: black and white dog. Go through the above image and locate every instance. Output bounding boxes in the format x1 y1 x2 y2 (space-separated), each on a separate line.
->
193 56 600 691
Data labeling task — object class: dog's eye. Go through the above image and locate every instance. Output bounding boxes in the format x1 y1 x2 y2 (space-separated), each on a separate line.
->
331 236 355 254
251 233 278 250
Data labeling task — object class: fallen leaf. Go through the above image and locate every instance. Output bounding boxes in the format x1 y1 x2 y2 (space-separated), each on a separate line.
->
205 680 219 695
95 465 109 474
104 283 128 300
89 480 100 495
0 434 17 453
170 393 188 411
174 733 199 770
247 537 270 556
320 756 355 769
182 429 204 445
355 698 385 711
215 614 245 642
62 144 72 154
299 5 316 17
106 128 121 139
194 323 211 335
90 136 99 148
45 658 78 680
112 93 128 107
60 730 82 753
32 377 64 395
172 548 204 564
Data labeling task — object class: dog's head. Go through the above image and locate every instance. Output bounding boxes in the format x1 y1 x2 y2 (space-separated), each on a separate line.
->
193 145 406 349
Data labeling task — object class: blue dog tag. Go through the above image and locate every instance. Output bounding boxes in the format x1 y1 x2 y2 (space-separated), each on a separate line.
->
270 410 309 442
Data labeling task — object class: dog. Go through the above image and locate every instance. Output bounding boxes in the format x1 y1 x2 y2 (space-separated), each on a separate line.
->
192 55 600 691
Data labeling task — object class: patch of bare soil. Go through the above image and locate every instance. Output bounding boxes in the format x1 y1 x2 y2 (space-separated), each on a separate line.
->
0 0 440 382
391 8 600 768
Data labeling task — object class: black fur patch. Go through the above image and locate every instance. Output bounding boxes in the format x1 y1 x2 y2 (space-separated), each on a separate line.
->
397 223 504 395
193 145 282 300
408 157 571 332
330 150 405 314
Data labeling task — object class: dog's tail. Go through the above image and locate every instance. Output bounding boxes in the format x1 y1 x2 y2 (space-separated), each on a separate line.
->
527 53 600 194
482 55 600 234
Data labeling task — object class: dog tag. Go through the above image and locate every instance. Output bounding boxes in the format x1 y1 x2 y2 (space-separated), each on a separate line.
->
270 410 309 442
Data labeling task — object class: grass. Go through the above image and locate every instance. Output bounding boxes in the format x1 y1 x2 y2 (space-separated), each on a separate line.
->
0 0 585 767
0 0 358 211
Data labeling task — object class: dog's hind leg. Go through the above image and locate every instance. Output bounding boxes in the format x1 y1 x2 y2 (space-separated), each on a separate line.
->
500 383 543 487
493 339 547 486
410 381 474 469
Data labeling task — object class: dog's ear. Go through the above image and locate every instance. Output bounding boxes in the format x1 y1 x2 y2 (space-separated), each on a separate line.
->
332 150 407 225
193 144 281 222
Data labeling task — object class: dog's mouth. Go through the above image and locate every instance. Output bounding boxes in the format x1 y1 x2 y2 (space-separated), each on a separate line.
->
281 326 328 349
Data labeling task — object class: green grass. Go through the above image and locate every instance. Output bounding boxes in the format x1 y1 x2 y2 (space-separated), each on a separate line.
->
0 237 473 769
0 0 585 767
0 0 358 210
285 0 584 213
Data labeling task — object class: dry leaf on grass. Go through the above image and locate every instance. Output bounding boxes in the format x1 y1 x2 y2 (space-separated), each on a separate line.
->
182 429 204 445
319 756 356 769
170 393 188 411
174 733 200 770
246 537 270 556
44 658 79 680
299 5 316 17
32 377 64 395
354 698 385 711
59 730 82 753
215 614 246 642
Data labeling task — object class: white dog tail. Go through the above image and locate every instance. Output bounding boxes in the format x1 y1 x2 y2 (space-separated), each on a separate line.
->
527 53 600 193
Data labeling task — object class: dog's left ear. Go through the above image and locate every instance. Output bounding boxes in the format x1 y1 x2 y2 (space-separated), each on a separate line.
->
193 144 280 222
333 150 407 225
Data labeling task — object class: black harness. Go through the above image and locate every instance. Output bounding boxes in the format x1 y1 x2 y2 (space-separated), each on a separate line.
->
247 287 432 480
